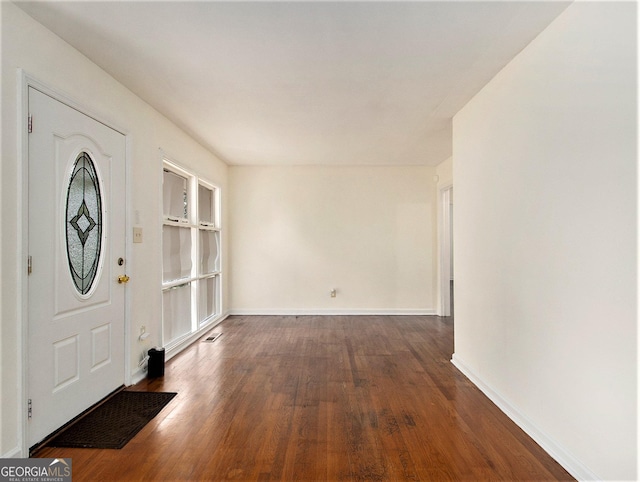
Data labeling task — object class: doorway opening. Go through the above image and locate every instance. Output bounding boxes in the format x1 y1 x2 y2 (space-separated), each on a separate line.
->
438 185 454 317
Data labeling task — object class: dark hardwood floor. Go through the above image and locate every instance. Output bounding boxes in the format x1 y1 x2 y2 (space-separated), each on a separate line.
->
36 314 573 481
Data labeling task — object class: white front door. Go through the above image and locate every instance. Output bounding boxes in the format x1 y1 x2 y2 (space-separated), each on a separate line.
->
27 87 127 447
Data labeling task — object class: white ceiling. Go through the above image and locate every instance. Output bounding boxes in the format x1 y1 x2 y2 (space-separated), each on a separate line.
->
16 1 570 167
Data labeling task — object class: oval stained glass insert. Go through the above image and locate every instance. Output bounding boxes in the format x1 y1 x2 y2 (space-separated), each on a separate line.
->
65 152 103 295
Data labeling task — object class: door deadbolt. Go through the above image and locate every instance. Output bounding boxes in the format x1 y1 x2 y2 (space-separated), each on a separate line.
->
117 257 124 266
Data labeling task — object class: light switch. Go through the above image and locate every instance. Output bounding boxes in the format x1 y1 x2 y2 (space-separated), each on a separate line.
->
133 227 143 243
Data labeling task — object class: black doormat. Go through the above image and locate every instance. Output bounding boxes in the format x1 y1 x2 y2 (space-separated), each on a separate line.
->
46 391 177 449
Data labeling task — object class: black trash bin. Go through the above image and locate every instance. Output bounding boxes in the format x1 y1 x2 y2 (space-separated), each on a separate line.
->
147 347 165 378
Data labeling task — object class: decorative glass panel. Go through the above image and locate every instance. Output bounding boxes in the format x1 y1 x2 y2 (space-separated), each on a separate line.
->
65 152 102 295
199 230 219 275
162 225 192 282
198 184 214 224
163 170 188 220
162 283 192 344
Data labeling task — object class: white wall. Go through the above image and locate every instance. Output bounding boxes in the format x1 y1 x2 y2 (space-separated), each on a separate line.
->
1 2 228 456
452 2 636 480
229 166 436 314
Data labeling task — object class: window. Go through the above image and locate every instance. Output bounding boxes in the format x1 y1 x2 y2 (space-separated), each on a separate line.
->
162 160 221 349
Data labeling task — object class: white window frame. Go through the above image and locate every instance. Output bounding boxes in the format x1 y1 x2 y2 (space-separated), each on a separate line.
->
196 179 221 327
161 157 222 354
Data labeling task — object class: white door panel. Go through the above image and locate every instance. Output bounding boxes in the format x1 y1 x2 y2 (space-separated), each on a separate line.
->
27 87 126 447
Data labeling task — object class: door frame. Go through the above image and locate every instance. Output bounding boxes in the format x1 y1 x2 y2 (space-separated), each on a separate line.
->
437 182 453 317
18 70 132 455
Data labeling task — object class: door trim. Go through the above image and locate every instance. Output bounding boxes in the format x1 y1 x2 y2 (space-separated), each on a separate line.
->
18 70 132 456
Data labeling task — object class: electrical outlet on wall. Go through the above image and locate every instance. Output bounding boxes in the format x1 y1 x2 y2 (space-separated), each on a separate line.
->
330 288 337 298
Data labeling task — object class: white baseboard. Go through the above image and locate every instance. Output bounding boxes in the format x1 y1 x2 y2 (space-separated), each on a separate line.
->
451 354 599 481
228 309 437 316
2 446 23 458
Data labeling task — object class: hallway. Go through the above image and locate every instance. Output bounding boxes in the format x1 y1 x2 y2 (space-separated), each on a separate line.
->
36 315 572 481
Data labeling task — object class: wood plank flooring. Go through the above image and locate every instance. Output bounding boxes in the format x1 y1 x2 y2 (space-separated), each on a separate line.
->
36 315 574 481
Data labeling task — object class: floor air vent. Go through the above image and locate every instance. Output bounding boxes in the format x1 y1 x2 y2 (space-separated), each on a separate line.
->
203 333 222 343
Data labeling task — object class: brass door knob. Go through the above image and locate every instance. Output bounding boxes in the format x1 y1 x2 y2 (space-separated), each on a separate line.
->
118 275 130 284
